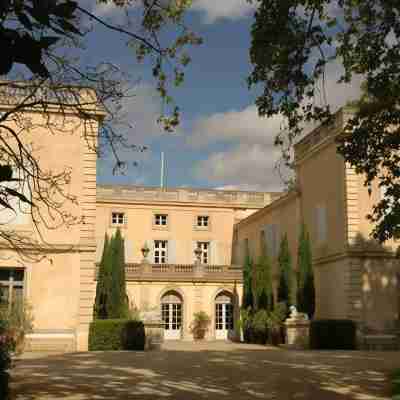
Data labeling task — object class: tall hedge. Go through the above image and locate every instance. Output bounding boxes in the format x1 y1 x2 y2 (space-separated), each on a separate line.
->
255 242 274 312
277 233 293 311
93 234 110 319
93 229 129 320
297 224 315 318
108 229 129 319
242 252 254 310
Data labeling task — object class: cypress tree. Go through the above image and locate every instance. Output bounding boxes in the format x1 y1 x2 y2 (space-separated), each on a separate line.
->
107 228 129 319
296 224 315 318
242 252 254 310
93 234 110 319
277 233 293 311
256 242 274 312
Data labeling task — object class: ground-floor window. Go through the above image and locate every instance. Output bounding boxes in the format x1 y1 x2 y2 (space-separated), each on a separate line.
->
215 291 234 340
161 291 182 340
0 268 25 312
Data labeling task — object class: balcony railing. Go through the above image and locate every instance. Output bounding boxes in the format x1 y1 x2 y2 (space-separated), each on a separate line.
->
96 263 243 283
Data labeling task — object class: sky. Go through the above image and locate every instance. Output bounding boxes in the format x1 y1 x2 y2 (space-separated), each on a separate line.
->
83 0 362 192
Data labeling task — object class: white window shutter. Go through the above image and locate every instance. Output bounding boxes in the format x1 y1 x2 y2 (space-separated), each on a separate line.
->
274 224 280 258
150 240 155 263
168 240 176 264
124 239 133 263
96 236 105 263
263 225 272 256
316 205 327 243
211 241 219 265
192 241 197 263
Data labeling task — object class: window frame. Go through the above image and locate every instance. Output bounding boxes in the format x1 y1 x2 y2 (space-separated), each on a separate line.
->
0 268 25 313
196 241 210 264
111 211 126 227
154 240 168 264
194 214 211 231
153 213 169 230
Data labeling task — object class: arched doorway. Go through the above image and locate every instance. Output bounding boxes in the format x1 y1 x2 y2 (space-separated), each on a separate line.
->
215 291 234 340
161 291 183 340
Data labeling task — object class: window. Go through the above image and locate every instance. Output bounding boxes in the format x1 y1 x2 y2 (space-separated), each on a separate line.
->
154 240 168 264
197 215 209 227
197 241 210 264
0 268 25 312
264 224 280 258
111 212 125 225
154 214 168 226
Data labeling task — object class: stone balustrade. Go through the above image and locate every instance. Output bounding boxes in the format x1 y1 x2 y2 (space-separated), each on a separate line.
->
95 263 243 283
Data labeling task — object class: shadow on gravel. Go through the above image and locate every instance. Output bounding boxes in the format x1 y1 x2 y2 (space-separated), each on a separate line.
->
11 346 399 399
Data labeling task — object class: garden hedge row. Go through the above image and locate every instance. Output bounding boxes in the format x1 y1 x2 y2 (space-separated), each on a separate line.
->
310 319 356 350
89 319 145 351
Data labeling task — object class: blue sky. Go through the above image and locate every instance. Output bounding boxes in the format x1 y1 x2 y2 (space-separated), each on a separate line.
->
84 1 361 192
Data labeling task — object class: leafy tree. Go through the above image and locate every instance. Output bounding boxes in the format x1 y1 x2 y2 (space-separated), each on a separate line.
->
93 234 110 319
277 233 293 311
296 224 315 318
0 1 201 255
255 242 274 312
242 252 254 310
107 228 129 319
248 0 400 242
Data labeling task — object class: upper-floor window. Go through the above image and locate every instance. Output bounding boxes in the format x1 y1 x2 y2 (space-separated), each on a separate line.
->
154 240 168 264
197 241 210 264
264 224 280 258
0 268 25 312
111 212 125 225
154 214 168 226
197 215 209 228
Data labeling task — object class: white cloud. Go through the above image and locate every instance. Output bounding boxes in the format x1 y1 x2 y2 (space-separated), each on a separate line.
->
190 60 362 191
191 0 255 23
189 106 283 148
194 143 289 191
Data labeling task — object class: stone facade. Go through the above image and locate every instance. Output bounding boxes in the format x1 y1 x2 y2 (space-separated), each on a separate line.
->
234 107 400 338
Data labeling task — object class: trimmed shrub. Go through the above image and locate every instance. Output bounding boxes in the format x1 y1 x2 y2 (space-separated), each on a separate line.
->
251 310 269 344
0 318 11 400
89 319 145 351
310 319 356 350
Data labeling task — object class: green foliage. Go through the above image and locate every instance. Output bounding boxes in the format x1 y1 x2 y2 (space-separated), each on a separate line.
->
108 229 129 319
296 224 315 318
255 242 274 312
0 298 34 354
277 233 293 311
93 229 128 320
251 309 269 344
88 319 145 351
248 0 400 242
310 319 356 350
242 252 254 309
391 368 400 400
0 316 11 400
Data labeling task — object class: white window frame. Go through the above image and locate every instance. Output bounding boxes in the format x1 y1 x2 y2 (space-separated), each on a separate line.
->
197 215 209 228
0 268 25 313
154 240 168 264
111 211 125 226
197 241 210 264
154 213 168 228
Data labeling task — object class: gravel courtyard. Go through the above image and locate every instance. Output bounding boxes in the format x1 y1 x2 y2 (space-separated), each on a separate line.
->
11 341 400 399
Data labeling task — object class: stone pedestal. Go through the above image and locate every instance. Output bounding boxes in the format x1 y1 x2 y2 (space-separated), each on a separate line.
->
140 310 164 350
284 315 310 350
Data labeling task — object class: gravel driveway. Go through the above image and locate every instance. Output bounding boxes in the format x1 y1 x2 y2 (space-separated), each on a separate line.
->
11 341 400 399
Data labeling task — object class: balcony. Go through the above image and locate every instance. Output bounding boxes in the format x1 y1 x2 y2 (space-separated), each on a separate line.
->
95 263 243 283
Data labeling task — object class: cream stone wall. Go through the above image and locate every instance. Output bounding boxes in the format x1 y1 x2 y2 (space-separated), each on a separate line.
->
126 280 242 340
0 98 101 351
234 108 400 332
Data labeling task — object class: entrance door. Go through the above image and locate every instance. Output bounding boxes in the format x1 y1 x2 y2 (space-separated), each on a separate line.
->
161 291 182 340
215 292 234 340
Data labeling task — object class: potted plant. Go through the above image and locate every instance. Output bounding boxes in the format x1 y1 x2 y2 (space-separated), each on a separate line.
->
190 311 211 340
